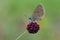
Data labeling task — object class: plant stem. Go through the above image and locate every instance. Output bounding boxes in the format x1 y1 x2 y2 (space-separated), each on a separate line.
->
16 30 27 40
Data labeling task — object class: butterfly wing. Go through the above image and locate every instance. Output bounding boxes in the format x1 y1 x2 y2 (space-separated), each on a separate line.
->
32 3 45 20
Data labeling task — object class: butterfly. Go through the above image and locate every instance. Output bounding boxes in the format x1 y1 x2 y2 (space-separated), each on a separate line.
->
29 3 45 21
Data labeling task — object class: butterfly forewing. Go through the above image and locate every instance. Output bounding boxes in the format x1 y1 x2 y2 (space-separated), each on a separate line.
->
32 4 44 20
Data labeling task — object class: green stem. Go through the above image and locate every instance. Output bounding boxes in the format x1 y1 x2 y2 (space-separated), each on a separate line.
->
16 30 27 40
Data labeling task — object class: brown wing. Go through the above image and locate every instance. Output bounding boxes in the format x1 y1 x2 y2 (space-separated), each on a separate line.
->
32 3 45 20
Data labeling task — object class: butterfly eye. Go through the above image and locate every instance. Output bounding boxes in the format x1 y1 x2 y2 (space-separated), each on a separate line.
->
29 17 32 20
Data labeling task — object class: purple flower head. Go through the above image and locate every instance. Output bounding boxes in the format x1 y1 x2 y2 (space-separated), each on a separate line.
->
26 22 40 34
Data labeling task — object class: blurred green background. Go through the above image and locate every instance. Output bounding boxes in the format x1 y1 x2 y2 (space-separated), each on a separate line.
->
0 0 60 40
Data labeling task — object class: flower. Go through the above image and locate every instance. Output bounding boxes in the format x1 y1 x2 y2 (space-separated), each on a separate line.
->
26 22 40 34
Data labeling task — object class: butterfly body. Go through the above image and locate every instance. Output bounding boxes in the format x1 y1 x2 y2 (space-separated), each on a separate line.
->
29 17 37 21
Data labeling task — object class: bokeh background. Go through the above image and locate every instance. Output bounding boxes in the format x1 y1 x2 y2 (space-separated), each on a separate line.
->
0 0 60 40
